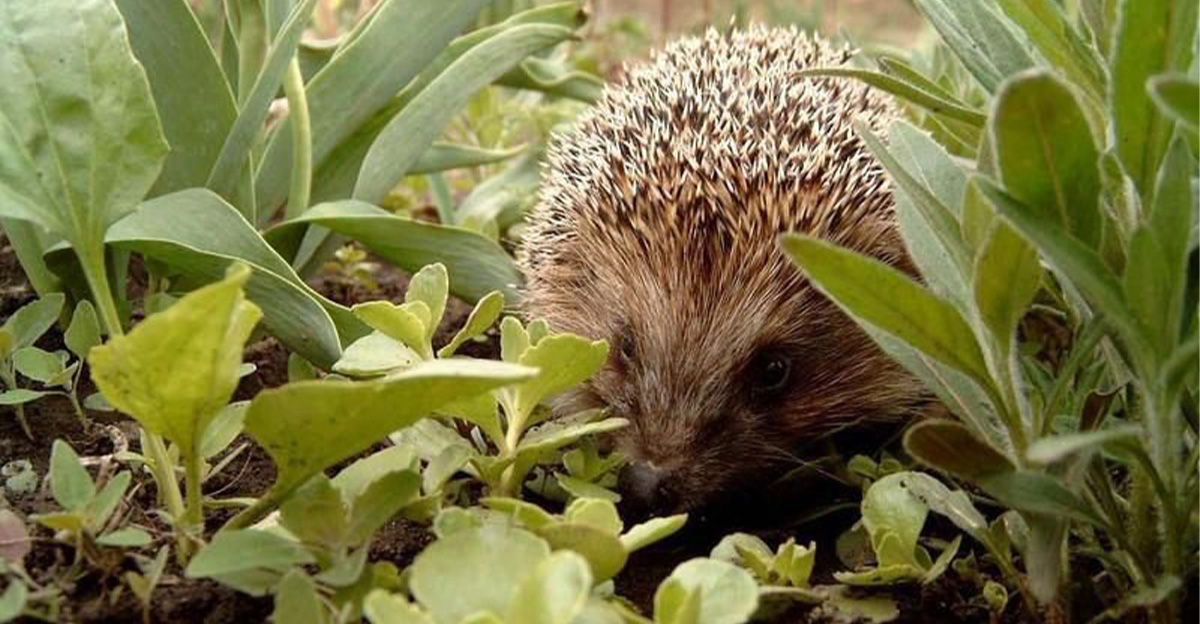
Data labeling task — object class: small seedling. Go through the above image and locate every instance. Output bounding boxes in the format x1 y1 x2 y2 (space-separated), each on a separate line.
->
833 472 961 586
0 294 64 437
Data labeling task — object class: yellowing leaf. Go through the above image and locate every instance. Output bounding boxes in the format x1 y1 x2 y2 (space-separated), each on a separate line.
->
89 266 261 456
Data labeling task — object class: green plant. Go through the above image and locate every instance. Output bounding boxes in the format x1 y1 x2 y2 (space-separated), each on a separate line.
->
474 496 686 582
0 295 64 437
29 441 150 569
788 0 1198 619
0 0 597 371
360 523 760 624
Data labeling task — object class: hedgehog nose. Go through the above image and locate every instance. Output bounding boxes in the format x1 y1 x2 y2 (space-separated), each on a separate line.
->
618 461 676 518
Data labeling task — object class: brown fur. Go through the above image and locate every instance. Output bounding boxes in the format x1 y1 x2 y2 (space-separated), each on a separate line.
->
519 27 925 511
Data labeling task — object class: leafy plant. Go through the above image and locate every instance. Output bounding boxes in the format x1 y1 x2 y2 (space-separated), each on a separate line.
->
1 0 597 371
787 0 1198 619
29 441 150 568
832 473 960 586
0 294 64 437
475 496 686 581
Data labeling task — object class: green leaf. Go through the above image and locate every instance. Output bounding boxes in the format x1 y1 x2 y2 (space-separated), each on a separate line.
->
273 570 330 624
334 332 419 378
200 402 249 459
911 0 1035 92
506 551 593 624
565 498 623 535
991 71 1102 249
482 497 559 530
883 121 971 308
921 535 961 584
1110 0 1197 196
656 559 758 624
49 440 94 511
498 56 603 102
409 525 549 624
798 68 986 125
255 0 487 216
353 302 433 360
505 335 609 423
0 0 167 247
409 142 525 175
654 578 701 624
1 294 64 351
903 420 1015 479
406 264 449 342
856 123 971 282
781 234 990 385
439 291 504 358
64 301 101 360
1026 425 1141 464
422 445 471 495
861 474 927 569
363 590 436 624
973 221 1041 346
539 523 628 582
97 189 362 368
89 265 261 457
265 201 522 304
186 529 314 596
13 348 65 385
516 418 629 460
0 389 49 406
620 514 688 553
0 580 26 623
347 470 421 546
96 527 152 548
206 0 319 205
280 476 349 551
898 472 987 539
245 359 535 500
84 471 131 531
993 0 1106 102
113 0 238 199
1148 74 1199 129
331 444 417 501
353 23 575 203
976 179 1148 367
977 471 1105 526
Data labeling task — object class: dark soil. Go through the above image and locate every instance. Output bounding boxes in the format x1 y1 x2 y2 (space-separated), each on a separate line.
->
0 237 1058 624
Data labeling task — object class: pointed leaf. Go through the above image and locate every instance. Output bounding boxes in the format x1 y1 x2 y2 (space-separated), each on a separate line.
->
439 291 504 358
781 234 990 385
904 419 1015 479
49 440 94 511
1 294 64 351
64 301 101 360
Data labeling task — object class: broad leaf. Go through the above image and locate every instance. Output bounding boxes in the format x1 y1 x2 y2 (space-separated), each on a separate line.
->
506 551 593 624
186 529 315 596
0 0 167 249
991 71 1102 249
409 525 549 624
90 266 260 458
655 559 758 624
911 0 1034 92
440 291 505 358
273 570 329 624
973 221 1041 346
64 301 101 360
49 440 94 511
903 419 1015 479
1 294 64 352
244 359 535 498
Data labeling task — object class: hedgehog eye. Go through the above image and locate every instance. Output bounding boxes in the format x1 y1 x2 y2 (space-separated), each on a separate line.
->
616 328 637 364
751 353 791 394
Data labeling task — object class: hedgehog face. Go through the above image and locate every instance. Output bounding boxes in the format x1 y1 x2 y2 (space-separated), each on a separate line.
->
518 26 925 514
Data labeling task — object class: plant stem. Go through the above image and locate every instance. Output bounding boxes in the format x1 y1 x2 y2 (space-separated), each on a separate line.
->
222 486 289 531
184 447 204 533
283 58 311 220
77 243 123 338
1 368 33 439
143 431 189 556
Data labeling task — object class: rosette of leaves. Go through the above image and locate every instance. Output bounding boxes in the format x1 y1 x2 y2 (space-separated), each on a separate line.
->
711 534 816 594
342 265 623 498
361 524 758 624
468 496 686 582
833 473 961 586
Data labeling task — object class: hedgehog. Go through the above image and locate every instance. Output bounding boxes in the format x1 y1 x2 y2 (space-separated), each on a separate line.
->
519 26 927 515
